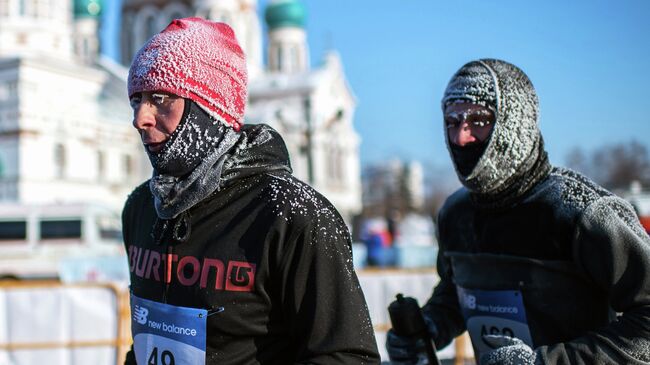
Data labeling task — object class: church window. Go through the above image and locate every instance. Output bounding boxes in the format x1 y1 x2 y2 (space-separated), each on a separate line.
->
326 145 345 186
123 154 133 177
122 13 134 64
288 45 297 73
163 2 189 23
145 15 158 40
18 0 26 16
54 144 66 178
277 46 283 72
20 0 36 17
82 37 89 59
169 11 185 22
97 151 105 181
337 148 346 183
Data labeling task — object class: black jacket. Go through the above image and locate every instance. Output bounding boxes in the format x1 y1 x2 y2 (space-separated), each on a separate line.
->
426 167 650 364
123 125 379 364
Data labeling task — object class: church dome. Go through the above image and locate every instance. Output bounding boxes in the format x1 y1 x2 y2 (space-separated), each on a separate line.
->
74 0 102 18
264 0 306 30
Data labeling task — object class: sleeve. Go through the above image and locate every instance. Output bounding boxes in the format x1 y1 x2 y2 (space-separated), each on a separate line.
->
536 197 650 364
278 212 380 365
422 210 467 349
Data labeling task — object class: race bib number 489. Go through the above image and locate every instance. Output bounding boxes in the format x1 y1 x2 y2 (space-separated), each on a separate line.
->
131 294 207 365
456 286 533 357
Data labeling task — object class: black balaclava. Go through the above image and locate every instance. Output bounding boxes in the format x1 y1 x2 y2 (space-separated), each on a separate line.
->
450 141 489 176
442 59 551 206
148 99 228 177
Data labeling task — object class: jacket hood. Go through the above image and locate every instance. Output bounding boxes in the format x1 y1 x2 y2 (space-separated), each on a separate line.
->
220 123 293 187
442 59 551 203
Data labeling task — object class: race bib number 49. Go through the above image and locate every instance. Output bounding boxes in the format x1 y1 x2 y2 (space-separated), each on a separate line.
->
131 294 207 365
456 286 533 357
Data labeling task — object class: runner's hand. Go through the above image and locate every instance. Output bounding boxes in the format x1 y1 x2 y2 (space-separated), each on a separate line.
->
385 316 438 365
480 335 539 365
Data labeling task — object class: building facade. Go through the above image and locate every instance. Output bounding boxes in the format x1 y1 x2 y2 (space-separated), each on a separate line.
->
120 0 362 222
0 0 148 210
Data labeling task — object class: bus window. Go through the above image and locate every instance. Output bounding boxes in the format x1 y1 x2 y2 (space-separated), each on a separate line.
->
40 220 82 240
0 221 27 241
97 215 122 241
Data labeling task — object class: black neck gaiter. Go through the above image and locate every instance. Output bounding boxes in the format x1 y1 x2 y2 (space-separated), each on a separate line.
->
147 100 228 177
450 142 489 176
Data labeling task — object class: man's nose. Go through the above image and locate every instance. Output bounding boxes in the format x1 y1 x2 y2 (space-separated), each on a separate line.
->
133 103 155 130
451 123 476 147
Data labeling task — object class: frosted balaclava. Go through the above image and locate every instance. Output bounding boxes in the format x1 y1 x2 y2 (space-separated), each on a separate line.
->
442 59 551 205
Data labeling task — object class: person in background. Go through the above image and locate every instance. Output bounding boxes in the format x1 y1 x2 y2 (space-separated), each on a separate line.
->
386 58 650 364
122 17 379 365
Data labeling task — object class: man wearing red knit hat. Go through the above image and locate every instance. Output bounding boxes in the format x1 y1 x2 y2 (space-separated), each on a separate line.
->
122 18 379 365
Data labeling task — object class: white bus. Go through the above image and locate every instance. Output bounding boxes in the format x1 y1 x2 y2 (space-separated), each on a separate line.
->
0 203 125 279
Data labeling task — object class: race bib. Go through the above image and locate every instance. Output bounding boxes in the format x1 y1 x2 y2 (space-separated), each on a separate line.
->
456 286 533 358
131 294 207 365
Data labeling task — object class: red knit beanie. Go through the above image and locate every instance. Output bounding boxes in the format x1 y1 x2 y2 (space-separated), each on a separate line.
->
128 17 247 131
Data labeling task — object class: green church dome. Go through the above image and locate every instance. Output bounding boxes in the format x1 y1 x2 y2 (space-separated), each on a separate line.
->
264 0 306 30
74 0 102 18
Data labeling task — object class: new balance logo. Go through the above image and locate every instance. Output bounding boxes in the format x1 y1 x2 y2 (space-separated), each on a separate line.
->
133 305 149 324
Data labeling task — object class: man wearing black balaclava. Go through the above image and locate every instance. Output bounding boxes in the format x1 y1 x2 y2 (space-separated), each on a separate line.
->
386 59 650 364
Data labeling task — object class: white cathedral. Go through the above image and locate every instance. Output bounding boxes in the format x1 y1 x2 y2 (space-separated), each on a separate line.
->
0 0 362 223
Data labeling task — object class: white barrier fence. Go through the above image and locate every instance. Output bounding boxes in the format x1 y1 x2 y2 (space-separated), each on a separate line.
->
0 281 131 365
0 271 472 365
357 269 473 363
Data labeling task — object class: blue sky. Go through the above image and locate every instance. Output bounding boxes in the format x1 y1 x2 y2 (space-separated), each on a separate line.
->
101 0 650 173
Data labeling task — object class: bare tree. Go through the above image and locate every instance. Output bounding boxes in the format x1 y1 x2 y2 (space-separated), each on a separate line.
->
565 140 650 191
565 147 592 177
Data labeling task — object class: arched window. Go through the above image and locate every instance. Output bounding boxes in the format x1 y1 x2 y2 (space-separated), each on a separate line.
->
54 144 66 178
145 15 158 40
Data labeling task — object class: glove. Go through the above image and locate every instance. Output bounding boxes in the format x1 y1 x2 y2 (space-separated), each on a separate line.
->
385 315 438 365
480 335 539 365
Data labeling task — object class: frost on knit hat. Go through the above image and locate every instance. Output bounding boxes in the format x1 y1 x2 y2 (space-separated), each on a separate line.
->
442 59 547 199
442 60 498 113
128 17 248 131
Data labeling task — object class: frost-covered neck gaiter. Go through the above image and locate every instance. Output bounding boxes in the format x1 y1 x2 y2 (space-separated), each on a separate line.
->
148 100 240 219
148 100 227 177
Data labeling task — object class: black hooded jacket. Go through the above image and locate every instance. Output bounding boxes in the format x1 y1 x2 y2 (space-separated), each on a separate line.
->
427 59 650 364
122 124 379 364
